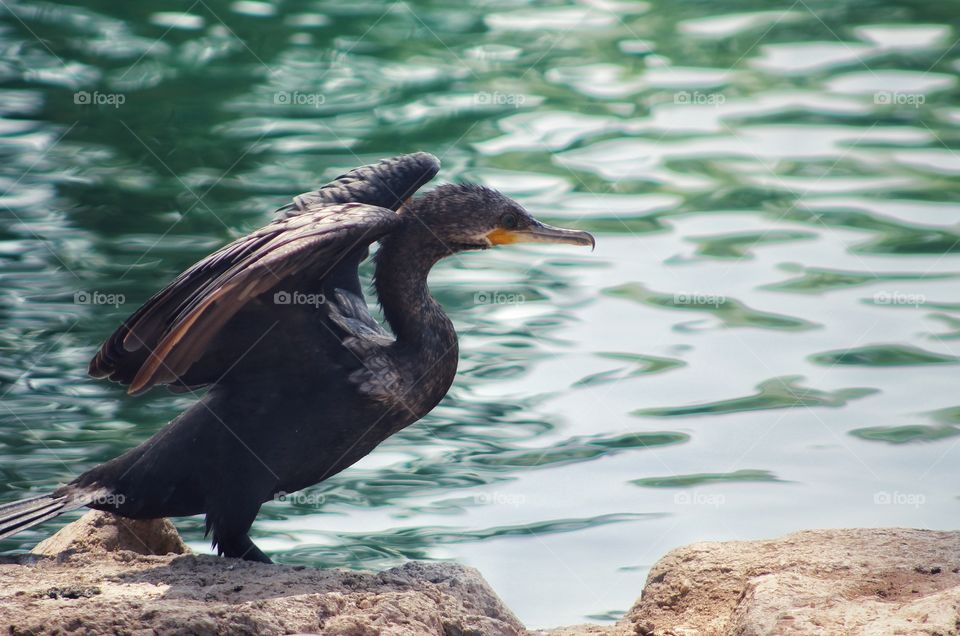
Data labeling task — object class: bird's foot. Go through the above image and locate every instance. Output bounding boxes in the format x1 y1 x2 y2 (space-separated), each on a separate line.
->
218 533 273 563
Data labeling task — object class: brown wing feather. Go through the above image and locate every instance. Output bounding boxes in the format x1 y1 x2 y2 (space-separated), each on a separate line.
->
275 152 439 218
89 230 278 383
92 203 402 395
90 152 438 386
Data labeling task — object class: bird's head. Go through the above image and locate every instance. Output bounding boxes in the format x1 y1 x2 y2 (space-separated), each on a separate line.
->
402 183 595 254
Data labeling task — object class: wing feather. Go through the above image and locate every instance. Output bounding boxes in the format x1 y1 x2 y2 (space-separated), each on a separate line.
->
90 152 439 393
94 203 401 394
275 152 439 218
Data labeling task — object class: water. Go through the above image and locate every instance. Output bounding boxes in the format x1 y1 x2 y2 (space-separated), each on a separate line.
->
1 0 958 627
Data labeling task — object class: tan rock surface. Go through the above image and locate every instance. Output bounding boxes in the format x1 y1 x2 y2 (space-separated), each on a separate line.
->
624 528 960 636
32 508 188 557
1 511 523 636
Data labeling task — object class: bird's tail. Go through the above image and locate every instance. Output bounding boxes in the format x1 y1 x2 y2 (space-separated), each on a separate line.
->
0 490 90 541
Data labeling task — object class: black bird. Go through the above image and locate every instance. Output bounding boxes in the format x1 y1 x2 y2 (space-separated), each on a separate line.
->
0 153 594 562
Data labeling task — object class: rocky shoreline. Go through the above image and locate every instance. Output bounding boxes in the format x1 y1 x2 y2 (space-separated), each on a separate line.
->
1 512 957 635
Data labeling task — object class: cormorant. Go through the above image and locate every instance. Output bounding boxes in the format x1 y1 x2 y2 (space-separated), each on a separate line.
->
0 153 594 562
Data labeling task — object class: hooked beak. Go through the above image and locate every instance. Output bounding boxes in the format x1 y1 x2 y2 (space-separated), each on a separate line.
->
486 221 596 250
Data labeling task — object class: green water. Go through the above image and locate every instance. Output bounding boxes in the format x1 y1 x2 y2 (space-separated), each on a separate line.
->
1 0 959 627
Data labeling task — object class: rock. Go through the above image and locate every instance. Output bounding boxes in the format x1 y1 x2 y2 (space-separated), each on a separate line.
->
534 624 623 635
33 510 188 557
623 528 960 636
0 511 524 636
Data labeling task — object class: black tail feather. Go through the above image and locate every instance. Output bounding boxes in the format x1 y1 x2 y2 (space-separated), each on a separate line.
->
0 492 88 541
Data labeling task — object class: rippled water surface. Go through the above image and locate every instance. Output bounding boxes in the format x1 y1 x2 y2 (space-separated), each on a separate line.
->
1 0 959 627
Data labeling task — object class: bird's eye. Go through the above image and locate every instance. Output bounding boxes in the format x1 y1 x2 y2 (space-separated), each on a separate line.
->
500 212 519 229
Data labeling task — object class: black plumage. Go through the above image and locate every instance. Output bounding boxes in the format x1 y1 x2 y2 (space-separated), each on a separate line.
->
0 153 594 562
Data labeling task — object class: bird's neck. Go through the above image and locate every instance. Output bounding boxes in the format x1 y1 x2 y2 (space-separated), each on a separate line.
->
373 225 455 350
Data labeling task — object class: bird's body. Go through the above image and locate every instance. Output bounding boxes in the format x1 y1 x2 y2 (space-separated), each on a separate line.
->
0 153 593 562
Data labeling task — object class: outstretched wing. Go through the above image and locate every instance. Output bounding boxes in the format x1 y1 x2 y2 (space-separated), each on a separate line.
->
90 152 440 395
90 203 401 395
275 152 439 218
